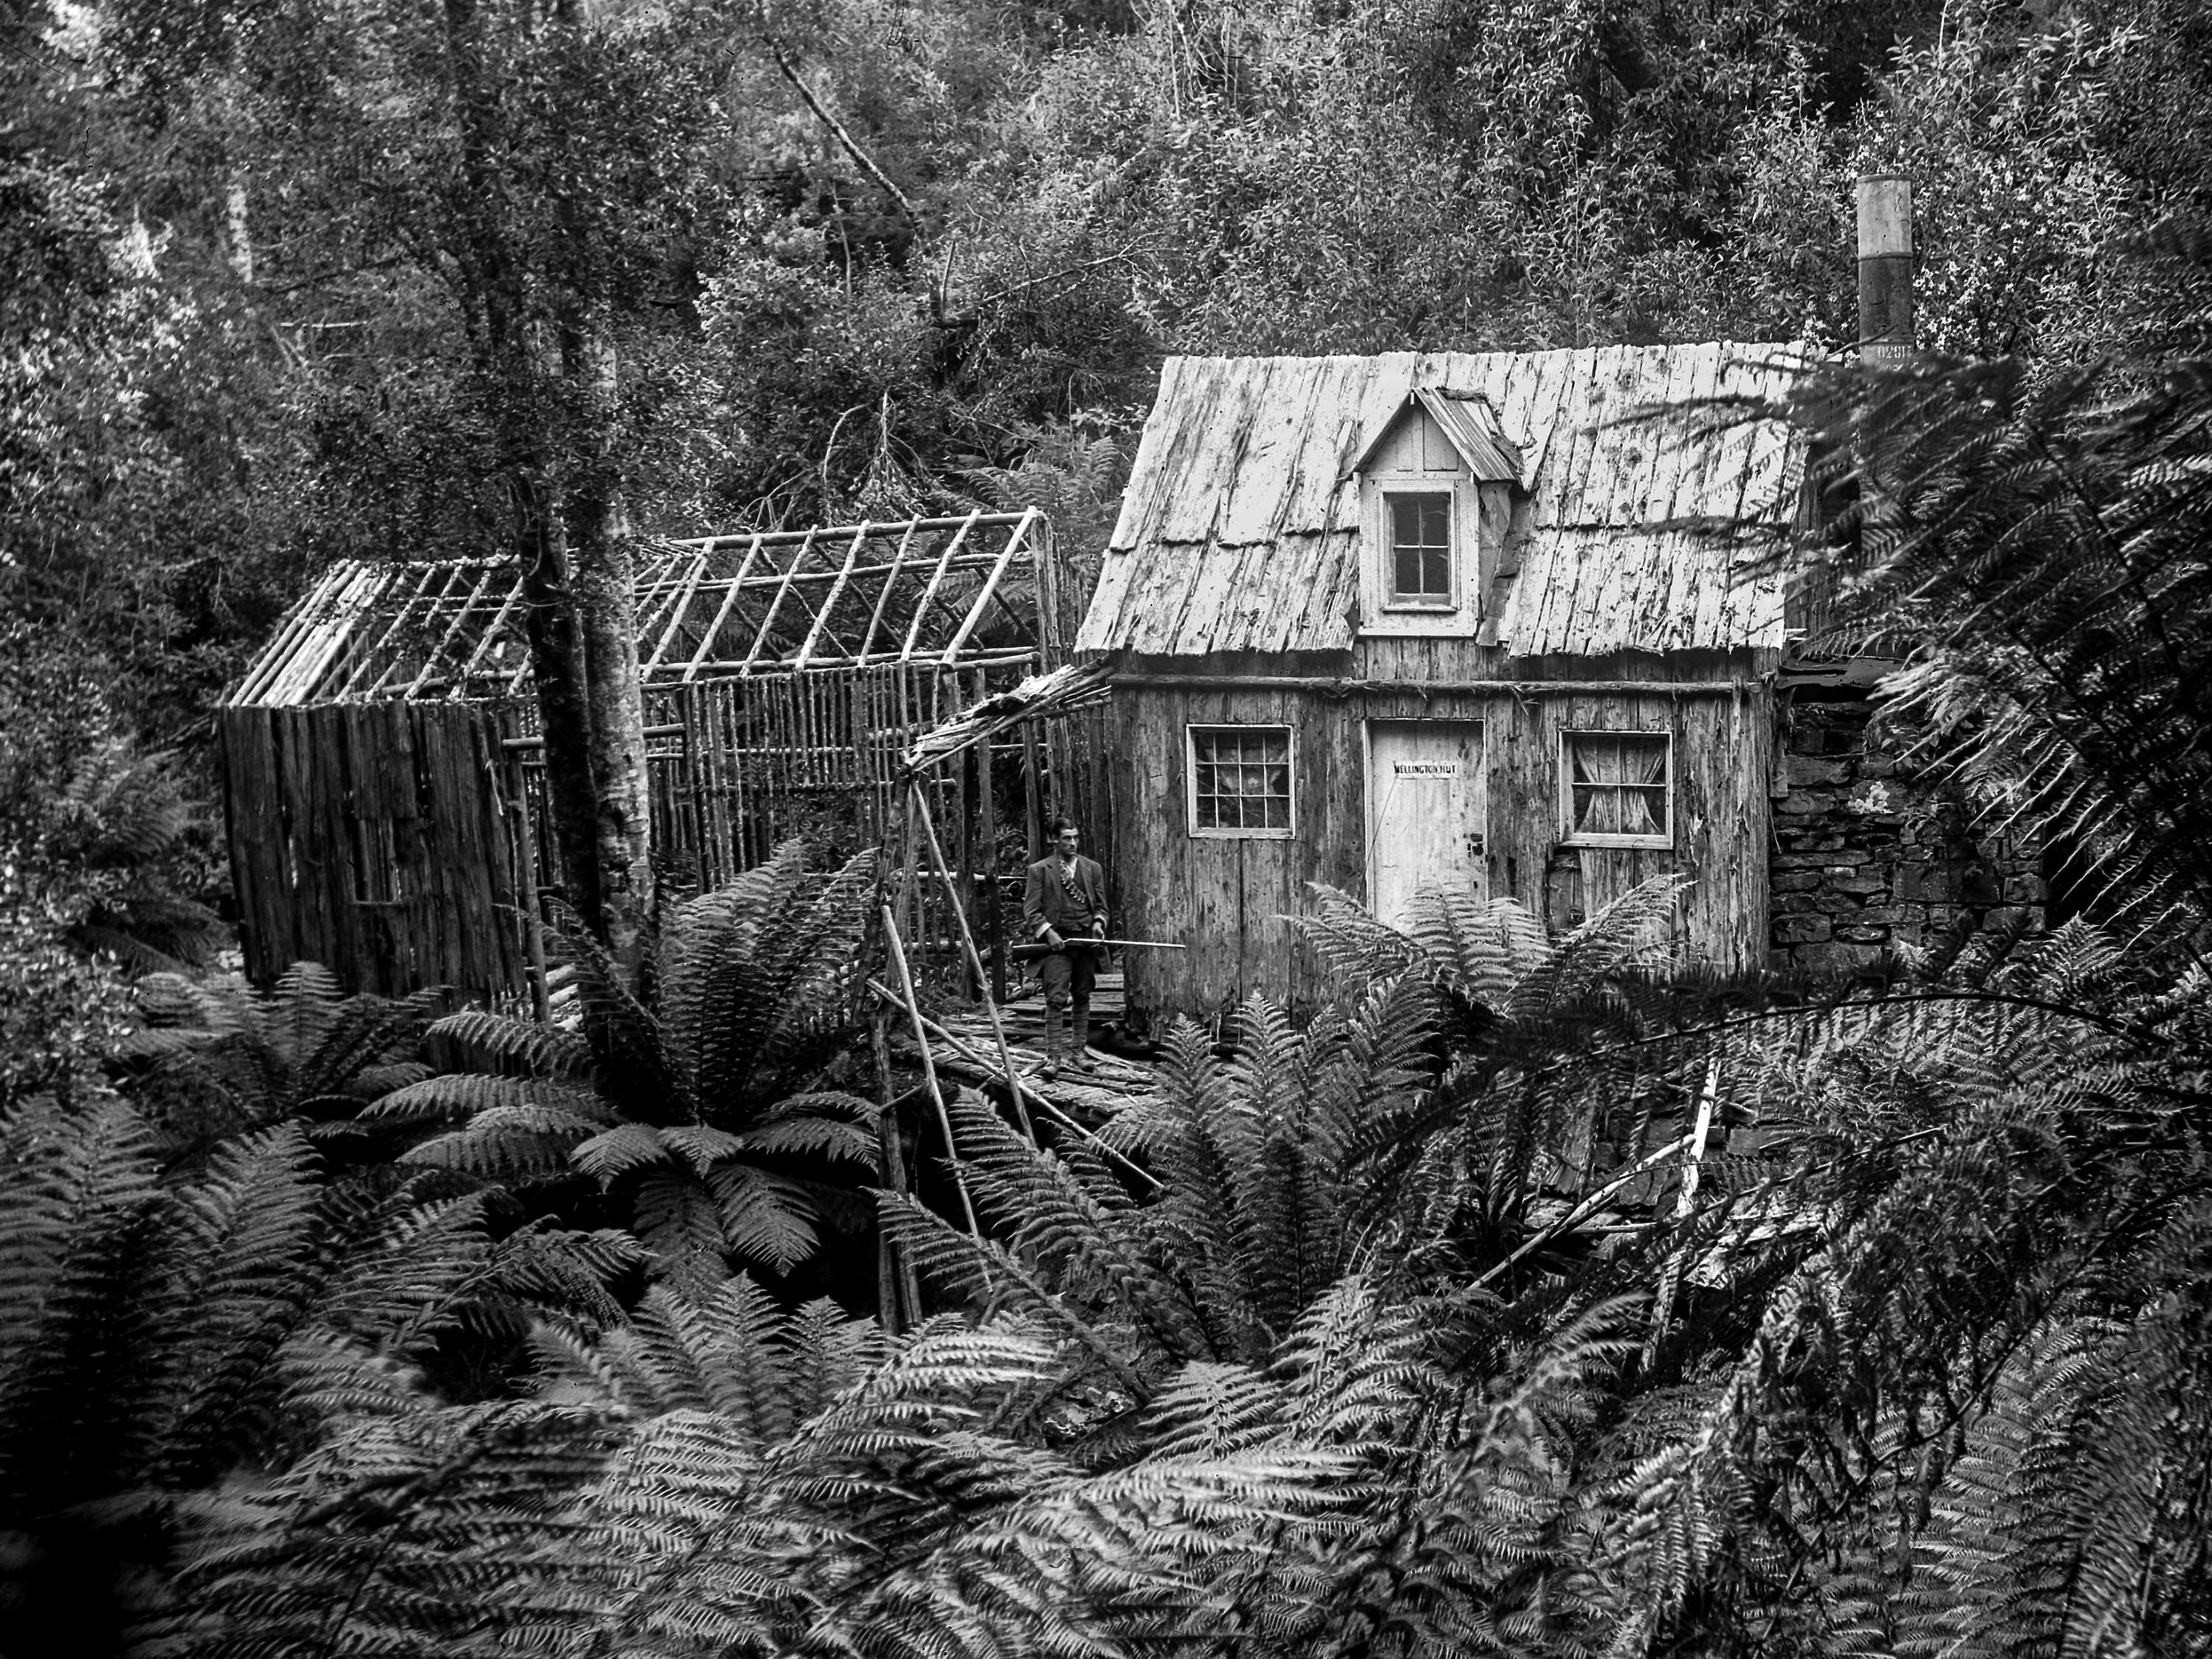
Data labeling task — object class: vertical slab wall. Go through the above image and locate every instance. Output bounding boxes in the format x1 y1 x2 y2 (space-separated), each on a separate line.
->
221 702 528 1002
1107 674 1773 1026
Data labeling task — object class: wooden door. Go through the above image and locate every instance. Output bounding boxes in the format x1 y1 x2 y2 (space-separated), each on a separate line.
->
1367 720 1486 928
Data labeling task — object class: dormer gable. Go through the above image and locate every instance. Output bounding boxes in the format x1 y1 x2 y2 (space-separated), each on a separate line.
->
1349 390 1523 640
1349 388 1523 482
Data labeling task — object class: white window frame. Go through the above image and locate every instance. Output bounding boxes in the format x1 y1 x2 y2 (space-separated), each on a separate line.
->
1186 723 1297 841
1558 728 1673 850
1380 487 1458 611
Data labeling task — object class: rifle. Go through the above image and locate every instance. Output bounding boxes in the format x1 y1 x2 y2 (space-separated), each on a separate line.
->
1008 938 1187 963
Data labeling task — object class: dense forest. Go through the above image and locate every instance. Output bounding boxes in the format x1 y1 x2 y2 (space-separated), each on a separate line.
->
7 0 2212 1654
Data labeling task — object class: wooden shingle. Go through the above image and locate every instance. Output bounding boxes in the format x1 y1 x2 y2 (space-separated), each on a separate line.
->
1079 343 1809 658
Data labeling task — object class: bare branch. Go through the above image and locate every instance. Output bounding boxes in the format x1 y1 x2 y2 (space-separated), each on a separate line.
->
760 33 919 226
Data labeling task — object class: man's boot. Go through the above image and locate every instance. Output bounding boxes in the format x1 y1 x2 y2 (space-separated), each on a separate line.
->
1040 1007 1065 1079
1070 1004 1096 1074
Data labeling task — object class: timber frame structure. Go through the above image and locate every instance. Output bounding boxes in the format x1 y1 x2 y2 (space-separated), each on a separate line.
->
221 510 1110 1004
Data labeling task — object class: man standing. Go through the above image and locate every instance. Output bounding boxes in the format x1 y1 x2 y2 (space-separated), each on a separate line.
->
1023 816 1107 1078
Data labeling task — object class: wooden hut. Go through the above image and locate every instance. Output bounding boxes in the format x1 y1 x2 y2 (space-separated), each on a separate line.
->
222 511 1104 1003
1074 345 1810 1021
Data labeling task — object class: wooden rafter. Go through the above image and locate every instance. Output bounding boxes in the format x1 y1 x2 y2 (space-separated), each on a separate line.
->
901 510 980 662
683 533 767 683
855 519 924 662
794 524 871 670
641 544 713 676
403 563 500 700
330 563 442 700
939 507 1034 666
740 527 817 678
229 512 1048 708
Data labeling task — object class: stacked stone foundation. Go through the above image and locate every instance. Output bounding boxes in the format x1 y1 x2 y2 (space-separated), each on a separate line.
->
1768 694 2042 974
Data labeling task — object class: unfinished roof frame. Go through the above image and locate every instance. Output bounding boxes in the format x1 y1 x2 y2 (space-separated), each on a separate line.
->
229 509 1049 709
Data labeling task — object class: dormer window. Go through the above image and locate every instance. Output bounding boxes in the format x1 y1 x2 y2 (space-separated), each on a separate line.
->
1387 493 1453 605
1352 389 1523 641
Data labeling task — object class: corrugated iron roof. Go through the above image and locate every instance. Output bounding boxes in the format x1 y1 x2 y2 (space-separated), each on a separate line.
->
1077 344 1808 658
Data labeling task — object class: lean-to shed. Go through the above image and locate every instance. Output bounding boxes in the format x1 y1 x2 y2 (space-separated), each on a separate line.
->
1076 344 1809 1020
223 511 1102 1004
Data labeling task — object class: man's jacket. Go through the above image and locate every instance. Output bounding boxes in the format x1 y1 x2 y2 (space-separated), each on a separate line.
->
1023 854 1108 949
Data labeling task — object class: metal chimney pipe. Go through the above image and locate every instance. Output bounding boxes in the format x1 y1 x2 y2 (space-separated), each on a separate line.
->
1856 175 1913 366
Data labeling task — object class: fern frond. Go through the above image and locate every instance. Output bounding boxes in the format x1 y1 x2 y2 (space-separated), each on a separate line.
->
425 1007 594 1081
571 1121 675 1184
706 1164 819 1276
400 1103 605 1179
633 1168 730 1295
156 1124 327 1485
366 1072 610 1126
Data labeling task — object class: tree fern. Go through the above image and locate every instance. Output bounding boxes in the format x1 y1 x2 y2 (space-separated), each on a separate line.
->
0 1092 635 1658
119 964 445 1166
369 841 880 1284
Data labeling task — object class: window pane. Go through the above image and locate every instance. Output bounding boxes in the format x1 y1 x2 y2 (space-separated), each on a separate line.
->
1391 495 1424 546
1566 734 1669 839
1190 726 1293 835
1394 548 1423 597
1388 493 1452 601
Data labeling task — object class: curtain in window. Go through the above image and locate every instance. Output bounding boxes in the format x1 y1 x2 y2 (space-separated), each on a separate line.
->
1570 734 1667 837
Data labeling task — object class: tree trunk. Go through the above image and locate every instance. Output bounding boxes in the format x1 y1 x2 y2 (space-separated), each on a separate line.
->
439 0 653 984
564 327 653 977
515 473 604 919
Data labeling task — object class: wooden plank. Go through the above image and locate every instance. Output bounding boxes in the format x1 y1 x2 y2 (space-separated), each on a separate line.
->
1128 358 1237 549
1514 349 1578 507
445 706 495 1000
1660 344 1724 522
1216 357 1329 543
1616 344 1675 525
271 713 322 973
473 712 524 998
223 710 285 978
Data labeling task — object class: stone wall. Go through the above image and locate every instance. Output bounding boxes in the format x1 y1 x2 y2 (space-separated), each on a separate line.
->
1769 693 2042 974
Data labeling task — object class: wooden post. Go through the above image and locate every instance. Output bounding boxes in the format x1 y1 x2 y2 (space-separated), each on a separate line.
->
877 986 1160 1192
880 903 979 1237
1641 1059 1719 1371
869 1004 923 1330
956 679 978 1001
911 789 1035 1146
1021 720 1044 860
509 792 552 1023
976 672 1006 1004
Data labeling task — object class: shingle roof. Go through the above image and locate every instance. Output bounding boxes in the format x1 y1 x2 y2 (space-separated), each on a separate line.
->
1076 344 1807 658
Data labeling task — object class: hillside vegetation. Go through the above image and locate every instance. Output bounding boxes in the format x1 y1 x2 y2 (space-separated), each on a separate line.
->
5 2 2212 1655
